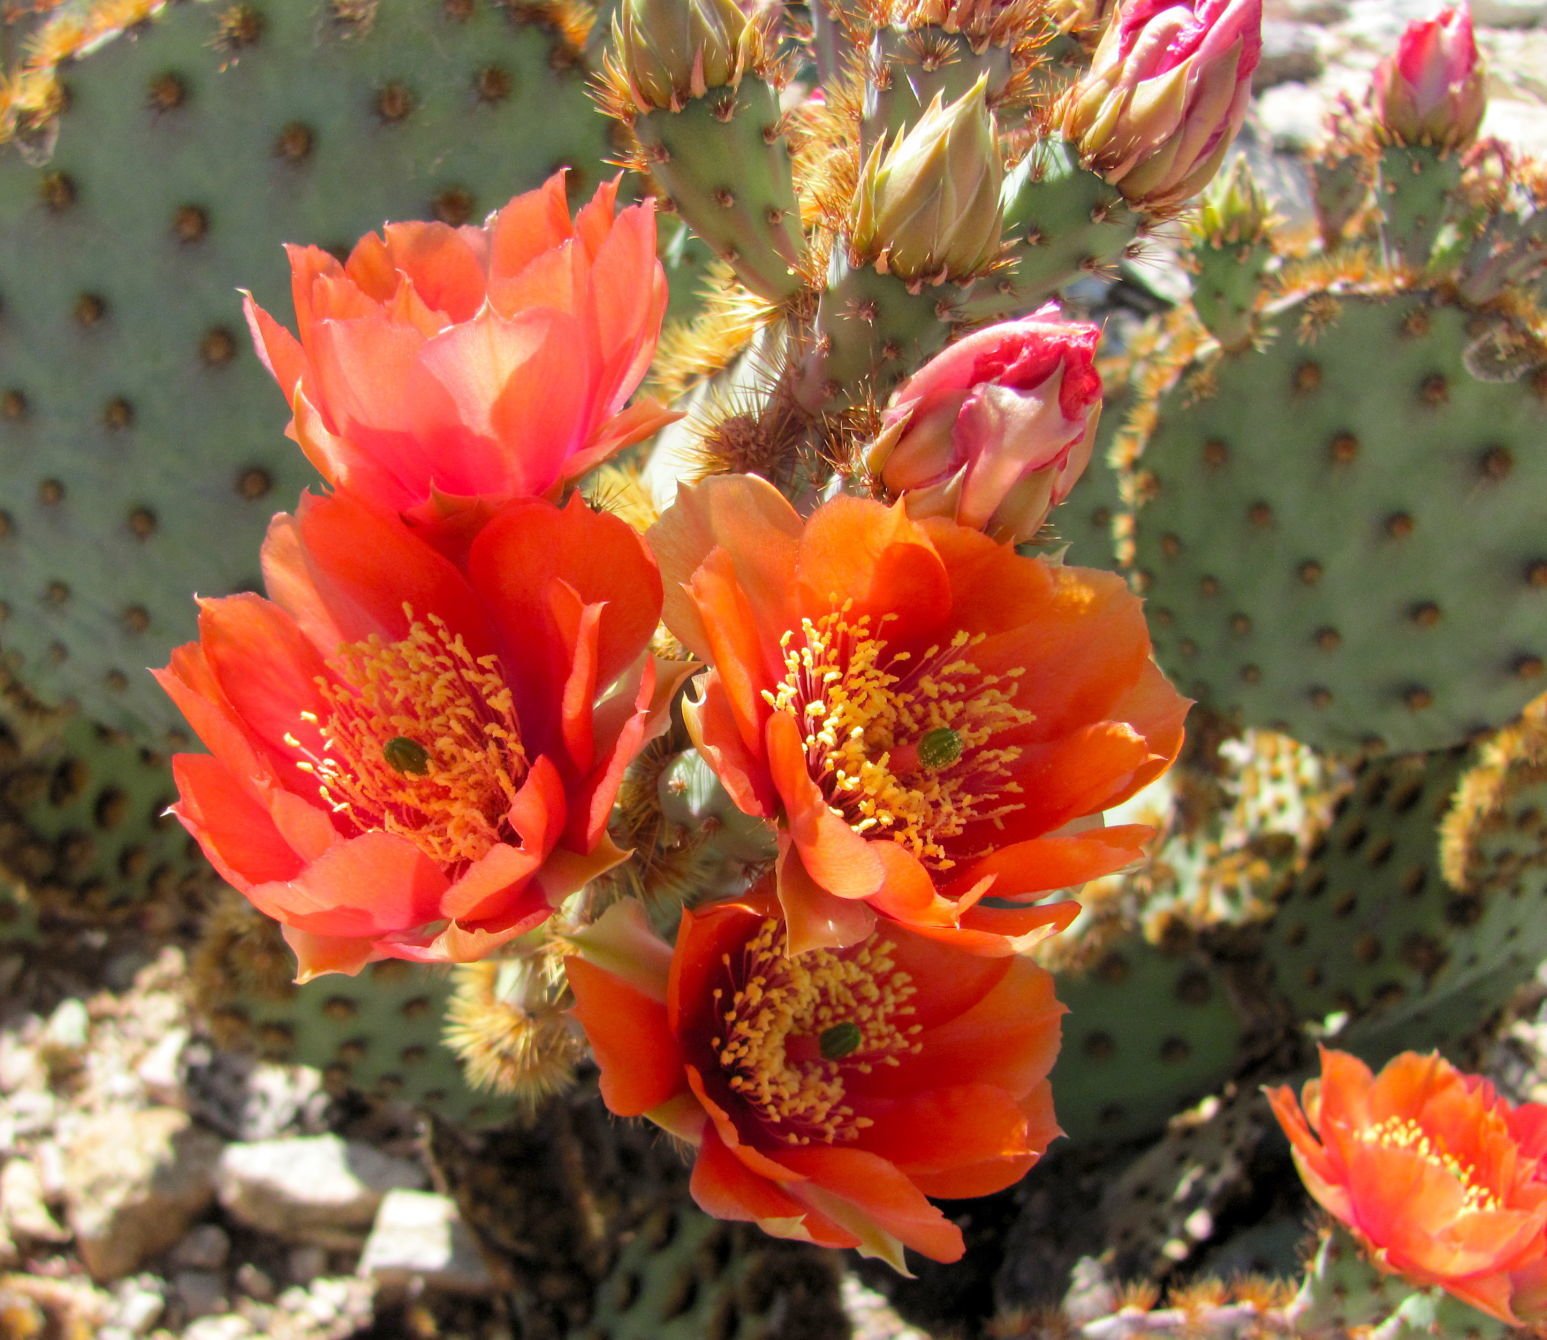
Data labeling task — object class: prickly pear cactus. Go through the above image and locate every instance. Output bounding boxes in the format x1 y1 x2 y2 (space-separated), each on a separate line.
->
0 0 614 741
190 895 516 1126
1117 287 1547 756
576 1203 846 1340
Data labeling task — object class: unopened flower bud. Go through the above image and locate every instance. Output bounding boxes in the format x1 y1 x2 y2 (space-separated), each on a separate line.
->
1191 154 1273 247
613 0 751 111
1371 3 1485 152
1061 0 1263 210
850 76 1004 281
866 305 1103 544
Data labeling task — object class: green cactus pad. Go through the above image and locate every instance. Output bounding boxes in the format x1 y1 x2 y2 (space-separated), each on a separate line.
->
0 0 612 742
191 897 513 1127
0 704 216 924
576 1202 844 1340
1258 729 1547 1056
1121 289 1547 755
1050 932 1248 1145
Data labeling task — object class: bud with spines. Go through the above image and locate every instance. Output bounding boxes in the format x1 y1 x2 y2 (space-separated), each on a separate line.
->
1061 0 1263 212
850 75 1004 282
1188 155 1275 348
611 0 754 113
1371 3 1485 154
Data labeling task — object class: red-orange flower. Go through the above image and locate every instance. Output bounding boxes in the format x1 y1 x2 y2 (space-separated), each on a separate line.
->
157 490 682 980
1267 1047 1547 1327
565 888 1066 1268
243 172 674 541
647 474 1189 955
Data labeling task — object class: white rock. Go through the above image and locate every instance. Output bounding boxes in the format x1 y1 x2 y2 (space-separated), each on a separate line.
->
111 1278 166 1336
61 1107 223 1282
1256 21 1325 88
215 1136 425 1249
357 1189 497 1297
287 1245 329 1284
233 1263 276 1303
40 999 90 1055
0 1156 71 1243
182 1317 255 1340
135 1027 190 1107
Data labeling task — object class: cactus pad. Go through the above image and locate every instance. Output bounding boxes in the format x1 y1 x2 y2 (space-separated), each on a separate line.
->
1120 289 1547 755
0 0 612 741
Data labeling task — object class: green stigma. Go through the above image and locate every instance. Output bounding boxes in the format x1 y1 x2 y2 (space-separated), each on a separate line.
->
918 726 964 770
383 736 430 775
818 1020 863 1060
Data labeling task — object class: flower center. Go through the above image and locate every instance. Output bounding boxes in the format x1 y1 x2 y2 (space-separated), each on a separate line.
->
711 918 922 1145
762 603 1032 868
287 606 528 868
1357 1115 1504 1213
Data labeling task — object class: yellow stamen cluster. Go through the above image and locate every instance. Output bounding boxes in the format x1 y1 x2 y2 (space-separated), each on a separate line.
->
712 918 922 1145
762 603 1032 867
1357 1115 1504 1213
287 606 528 868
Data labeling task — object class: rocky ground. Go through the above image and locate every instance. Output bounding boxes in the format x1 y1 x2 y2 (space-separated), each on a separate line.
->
2 2 1544 1337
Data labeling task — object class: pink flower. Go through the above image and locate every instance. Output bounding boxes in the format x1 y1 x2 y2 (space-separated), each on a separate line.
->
1061 0 1263 209
243 172 675 545
866 307 1103 545
1372 4 1485 151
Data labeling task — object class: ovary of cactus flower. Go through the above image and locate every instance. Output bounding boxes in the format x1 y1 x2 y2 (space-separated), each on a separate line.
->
1371 4 1485 152
1060 0 1263 211
612 0 753 111
865 306 1102 544
1191 154 1273 246
850 76 1004 281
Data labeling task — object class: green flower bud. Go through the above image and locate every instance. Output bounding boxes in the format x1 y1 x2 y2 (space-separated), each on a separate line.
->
1190 155 1273 248
850 76 1005 282
613 0 752 112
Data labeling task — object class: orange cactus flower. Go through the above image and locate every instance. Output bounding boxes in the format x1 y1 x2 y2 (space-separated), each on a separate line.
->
565 888 1066 1268
157 489 684 981
647 474 1189 954
1267 1047 1547 1327
243 172 675 545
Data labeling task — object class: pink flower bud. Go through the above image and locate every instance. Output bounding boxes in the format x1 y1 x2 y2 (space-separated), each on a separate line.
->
866 307 1103 545
1372 4 1485 151
1061 0 1262 210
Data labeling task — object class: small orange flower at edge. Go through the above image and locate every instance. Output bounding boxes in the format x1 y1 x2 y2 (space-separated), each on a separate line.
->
1267 1047 1547 1328
243 171 675 546
647 473 1190 955
564 887 1066 1269
157 489 688 980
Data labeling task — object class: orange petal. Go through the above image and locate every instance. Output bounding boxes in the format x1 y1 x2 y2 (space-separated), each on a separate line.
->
794 497 952 635
775 838 878 956
566 956 687 1117
766 712 885 902
169 753 306 891
282 926 379 982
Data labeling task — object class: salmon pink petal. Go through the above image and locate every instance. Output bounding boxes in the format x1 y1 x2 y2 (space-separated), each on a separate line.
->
471 495 664 712
242 292 308 399
585 201 668 407
689 550 779 753
245 831 448 936
306 315 456 441
487 239 581 323
196 595 331 758
154 644 269 782
795 498 951 634
437 844 546 924
566 957 687 1116
690 1128 849 1249
775 838 879 956
684 674 779 818
648 475 803 663
767 713 886 903
570 897 675 1004
857 1084 1033 1178
948 825 1153 901
170 754 306 890
556 395 680 489
777 1147 966 1265
280 492 489 651
488 172 575 280
571 657 662 852
282 927 379 983
363 220 488 321
542 580 601 775
572 175 621 254
485 314 595 498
